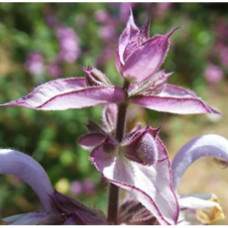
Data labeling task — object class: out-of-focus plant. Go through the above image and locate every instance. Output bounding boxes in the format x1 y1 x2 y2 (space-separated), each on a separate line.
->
25 12 81 81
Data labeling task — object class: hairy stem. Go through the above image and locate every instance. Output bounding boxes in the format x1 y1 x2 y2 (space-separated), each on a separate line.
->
107 80 129 224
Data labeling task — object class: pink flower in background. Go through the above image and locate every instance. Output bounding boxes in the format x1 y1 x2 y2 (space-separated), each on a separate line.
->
96 46 113 66
47 59 62 78
44 14 57 28
95 9 115 25
151 3 173 19
82 179 95 194
25 14 81 78
211 19 228 70
70 179 95 195
204 64 223 83
214 41 228 69
94 5 131 67
55 26 80 63
215 18 228 39
94 9 118 65
94 8 116 39
220 47 228 67
99 25 116 39
25 52 45 75
70 181 82 195
119 3 136 22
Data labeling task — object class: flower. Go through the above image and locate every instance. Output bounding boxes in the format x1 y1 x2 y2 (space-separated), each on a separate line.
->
204 64 223 84
70 179 95 195
172 134 228 224
0 149 107 225
115 134 228 225
25 52 45 75
79 104 179 225
178 193 224 225
0 12 219 115
55 26 80 63
47 59 62 78
115 11 177 83
115 12 220 115
94 5 131 66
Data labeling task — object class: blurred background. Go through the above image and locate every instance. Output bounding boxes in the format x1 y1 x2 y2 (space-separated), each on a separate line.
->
0 2 228 224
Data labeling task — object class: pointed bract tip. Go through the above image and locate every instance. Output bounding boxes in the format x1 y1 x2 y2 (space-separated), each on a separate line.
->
129 7 133 18
210 108 222 116
81 65 93 73
165 71 174 78
140 18 151 39
167 26 180 39
126 8 138 31
145 125 160 138
81 66 87 72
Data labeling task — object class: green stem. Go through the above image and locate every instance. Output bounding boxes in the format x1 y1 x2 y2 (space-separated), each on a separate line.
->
107 80 129 224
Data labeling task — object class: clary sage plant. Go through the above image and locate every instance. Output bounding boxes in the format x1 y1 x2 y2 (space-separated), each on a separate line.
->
0 10 228 225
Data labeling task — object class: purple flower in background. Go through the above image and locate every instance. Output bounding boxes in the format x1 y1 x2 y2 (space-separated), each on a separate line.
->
204 64 223 84
25 52 44 75
96 46 114 66
99 25 116 40
0 149 107 225
82 179 95 194
119 3 137 22
209 19 228 70
70 179 95 195
215 18 228 40
219 47 228 67
44 13 57 28
95 9 113 24
47 59 62 78
70 181 83 195
95 9 119 65
95 10 117 40
94 4 135 66
55 26 80 63
25 14 81 79
151 3 173 19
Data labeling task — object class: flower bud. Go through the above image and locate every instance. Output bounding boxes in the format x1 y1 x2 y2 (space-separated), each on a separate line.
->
83 65 111 87
123 128 158 165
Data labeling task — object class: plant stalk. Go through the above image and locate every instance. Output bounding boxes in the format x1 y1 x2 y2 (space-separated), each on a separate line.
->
107 80 129 224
